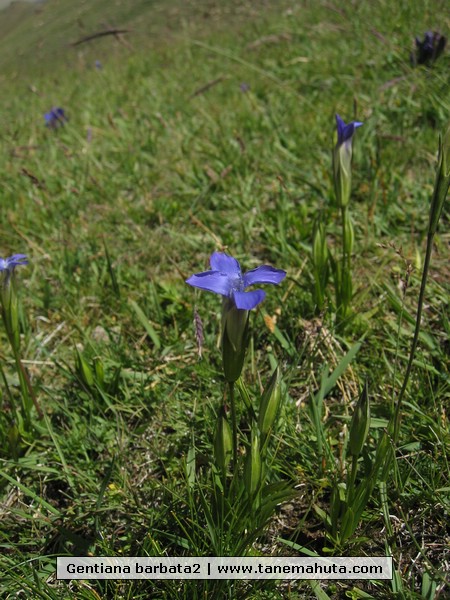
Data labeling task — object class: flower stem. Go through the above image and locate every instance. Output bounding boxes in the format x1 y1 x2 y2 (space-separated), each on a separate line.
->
338 205 351 324
12 346 43 422
392 229 433 445
228 381 238 467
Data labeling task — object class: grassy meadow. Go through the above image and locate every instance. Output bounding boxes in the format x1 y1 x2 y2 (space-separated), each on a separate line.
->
0 0 449 597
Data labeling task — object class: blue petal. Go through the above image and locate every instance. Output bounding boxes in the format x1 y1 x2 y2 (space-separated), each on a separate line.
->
8 254 28 263
234 289 266 310
186 271 232 296
210 252 241 275
345 121 363 142
3 254 28 269
336 114 363 146
336 114 346 145
0 254 28 272
243 265 286 288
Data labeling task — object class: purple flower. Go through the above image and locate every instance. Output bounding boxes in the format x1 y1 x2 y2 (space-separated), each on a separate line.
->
0 254 28 273
0 254 28 287
335 114 363 148
186 252 286 310
412 31 446 65
419 31 435 54
44 107 68 129
333 115 363 209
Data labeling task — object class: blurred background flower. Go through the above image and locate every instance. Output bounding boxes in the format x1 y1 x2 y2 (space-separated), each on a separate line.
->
44 107 68 128
411 31 446 65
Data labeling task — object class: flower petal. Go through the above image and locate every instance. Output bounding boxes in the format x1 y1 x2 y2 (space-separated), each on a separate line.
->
8 254 27 260
336 114 363 146
335 114 347 145
210 252 241 275
186 271 232 296
8 254 28 265
0 254 28 270
234 289 266 310
243 265 286 288
345 121 363 141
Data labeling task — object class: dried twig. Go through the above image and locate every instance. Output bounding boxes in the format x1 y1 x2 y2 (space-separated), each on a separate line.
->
71 29 130 47
189 75 227 98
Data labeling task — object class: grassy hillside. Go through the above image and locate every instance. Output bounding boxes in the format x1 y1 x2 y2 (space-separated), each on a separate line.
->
0 0 283 79
0 0 449 598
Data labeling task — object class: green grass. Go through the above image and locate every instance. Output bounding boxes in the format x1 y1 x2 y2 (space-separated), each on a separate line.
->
0 0 449 598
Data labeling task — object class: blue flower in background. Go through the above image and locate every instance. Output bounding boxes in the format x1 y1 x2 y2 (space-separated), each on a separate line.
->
333 115 363 209
0 254 28 285
95 60 103 70
419 31 434 54
186 252 286 310
412 31 446 65
44 107 68 128
335 114 363 148
0 254 28 273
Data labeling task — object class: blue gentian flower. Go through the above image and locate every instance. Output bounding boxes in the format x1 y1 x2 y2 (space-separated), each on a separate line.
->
187 252 285 382
420 31 434 54
333 115 363 209
413 31 446 65
186 252 286 310
335 114 363 148
0 254 28 350
0 254 28 282
44 107 68 128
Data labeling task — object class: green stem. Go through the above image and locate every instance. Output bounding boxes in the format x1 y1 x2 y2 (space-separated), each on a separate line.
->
339 205 351 322
229 381 238 467
341 206 348 266
12 347 43 422
392 231 434 445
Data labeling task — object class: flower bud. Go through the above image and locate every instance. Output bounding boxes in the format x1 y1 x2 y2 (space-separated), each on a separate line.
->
94 357 105 389
244 427 262 498
333 115 363 209
76 349 95 388
333 143 352 209
348 381 370 457
312 222 329 311
312 222 328 271
0 256 27 352
214 407 233 473
258 367 282 441
429 126 450 236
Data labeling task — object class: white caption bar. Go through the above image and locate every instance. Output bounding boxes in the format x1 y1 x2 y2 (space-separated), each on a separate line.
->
57 557 392 580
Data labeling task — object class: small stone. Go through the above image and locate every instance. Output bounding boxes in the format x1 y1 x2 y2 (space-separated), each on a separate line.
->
92 326 110 344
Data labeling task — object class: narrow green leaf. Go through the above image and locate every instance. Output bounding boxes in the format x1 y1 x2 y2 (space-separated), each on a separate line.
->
103 238 120 298
323 341 362 397
129 300 161 349
0 469 61 517
309 580 333 600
